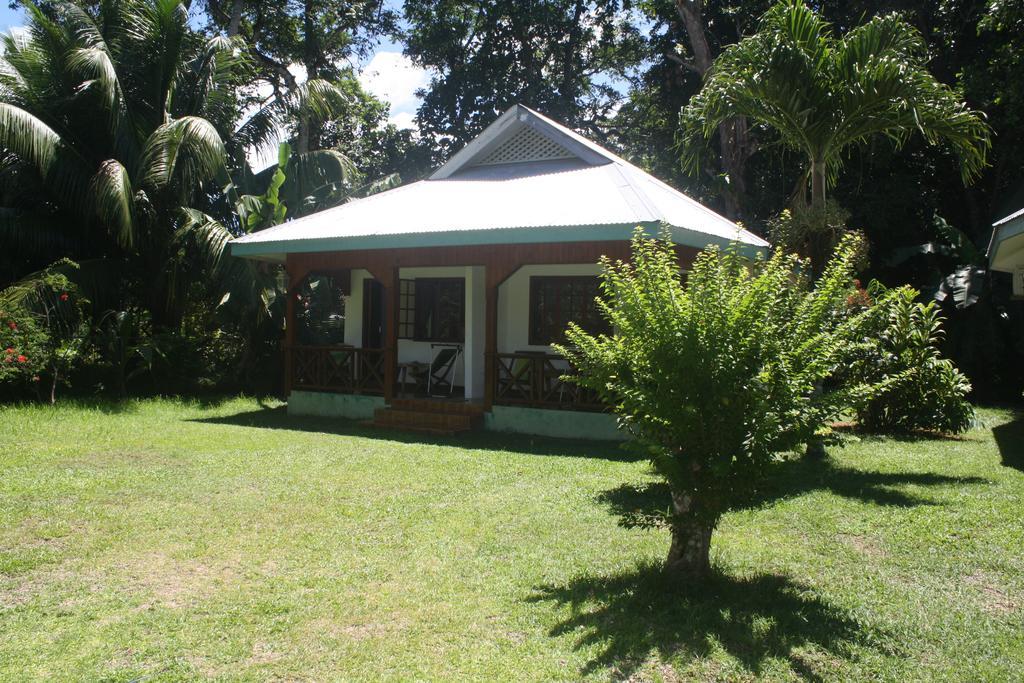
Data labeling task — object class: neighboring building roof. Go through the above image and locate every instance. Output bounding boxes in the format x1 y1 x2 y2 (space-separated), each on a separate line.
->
231 105 770 262
988 208 1024 274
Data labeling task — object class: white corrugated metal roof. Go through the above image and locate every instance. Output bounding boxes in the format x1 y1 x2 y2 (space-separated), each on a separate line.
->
989 207 1024 273
231 105 769 261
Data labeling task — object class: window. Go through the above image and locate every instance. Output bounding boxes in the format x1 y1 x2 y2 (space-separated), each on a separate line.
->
413 278 464 343
529 276 608 345
398 279 415 339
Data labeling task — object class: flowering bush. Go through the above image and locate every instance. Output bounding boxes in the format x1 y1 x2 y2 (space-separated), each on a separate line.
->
0 308 47 391
0 261 91 402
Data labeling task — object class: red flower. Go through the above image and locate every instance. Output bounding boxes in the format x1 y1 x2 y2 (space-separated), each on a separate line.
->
16 355 27 363
4 347 12 354
7 321 15 330
59 293 69 302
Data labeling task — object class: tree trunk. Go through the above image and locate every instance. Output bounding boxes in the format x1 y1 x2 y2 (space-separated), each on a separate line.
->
297 0 320 155
808 158 830 276
674 0 752 221
805 164 830 459
49 366 58 405
810 158 826 209
665 489 714 580
227 0 243 37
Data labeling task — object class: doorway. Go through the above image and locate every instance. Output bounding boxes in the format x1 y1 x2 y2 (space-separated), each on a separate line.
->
362 279 385 348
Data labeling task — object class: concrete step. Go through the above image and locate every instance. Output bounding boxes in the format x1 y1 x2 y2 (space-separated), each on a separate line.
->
389 398 485 416
372 407 481 434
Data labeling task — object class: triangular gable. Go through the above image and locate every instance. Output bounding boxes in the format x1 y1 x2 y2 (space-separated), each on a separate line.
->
430 105 611 179
471 125 575 166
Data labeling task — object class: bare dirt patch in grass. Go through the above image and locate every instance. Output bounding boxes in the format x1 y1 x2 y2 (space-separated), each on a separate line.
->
838 533 886 559
124 551 240 609
964 571 1019 615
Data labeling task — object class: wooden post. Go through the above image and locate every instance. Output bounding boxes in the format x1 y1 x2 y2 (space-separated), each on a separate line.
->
483 279 498 410
283 272 297 398
381 266 400 404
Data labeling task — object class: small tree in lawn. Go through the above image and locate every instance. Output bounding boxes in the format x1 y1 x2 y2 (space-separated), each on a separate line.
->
559 230 876 580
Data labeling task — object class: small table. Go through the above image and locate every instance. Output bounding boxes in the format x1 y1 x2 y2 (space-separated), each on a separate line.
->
397 361 428 397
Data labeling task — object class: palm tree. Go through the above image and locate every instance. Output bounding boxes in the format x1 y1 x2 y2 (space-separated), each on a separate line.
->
680 0 991 272
0 0 354 328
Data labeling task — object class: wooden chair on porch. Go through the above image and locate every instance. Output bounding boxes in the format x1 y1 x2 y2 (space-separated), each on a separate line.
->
409 344 462 397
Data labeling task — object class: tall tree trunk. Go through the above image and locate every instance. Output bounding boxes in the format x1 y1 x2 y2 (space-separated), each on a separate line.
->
298 0 320 155
674 0 752 220
227 0 244 36
805 157 829 460
808 158 830 275
665 488 714 580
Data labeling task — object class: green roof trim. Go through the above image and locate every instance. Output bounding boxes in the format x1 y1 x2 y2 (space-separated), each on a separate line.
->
229 222 768 262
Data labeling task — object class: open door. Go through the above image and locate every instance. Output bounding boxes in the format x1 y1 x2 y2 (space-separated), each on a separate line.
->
362 279 384 348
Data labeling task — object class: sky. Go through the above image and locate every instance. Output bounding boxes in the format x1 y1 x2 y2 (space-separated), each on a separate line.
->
0 3 430 131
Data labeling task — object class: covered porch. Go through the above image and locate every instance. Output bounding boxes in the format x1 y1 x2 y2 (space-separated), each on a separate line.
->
281 240 644 416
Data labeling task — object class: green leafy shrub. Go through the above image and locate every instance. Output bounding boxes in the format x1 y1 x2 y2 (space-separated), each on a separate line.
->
559 229 877 580
843 286 974 434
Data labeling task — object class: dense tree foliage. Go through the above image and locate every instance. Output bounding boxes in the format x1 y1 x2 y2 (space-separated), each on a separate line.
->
0 0 249 326
0 0 399 394
679 1 991 272
613 0 1022 399
402 0 643 160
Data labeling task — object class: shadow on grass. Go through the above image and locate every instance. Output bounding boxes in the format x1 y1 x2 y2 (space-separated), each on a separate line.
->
189 405 639 462
529 564 894 680
599 457 988 527
992 412 1024 472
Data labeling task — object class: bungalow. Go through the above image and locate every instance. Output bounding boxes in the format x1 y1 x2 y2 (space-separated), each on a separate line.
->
989 208 1024 298
231 105 768 438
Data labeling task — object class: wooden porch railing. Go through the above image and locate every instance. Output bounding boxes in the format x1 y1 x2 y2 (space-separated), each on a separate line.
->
490 352 603 411
288 345 386 395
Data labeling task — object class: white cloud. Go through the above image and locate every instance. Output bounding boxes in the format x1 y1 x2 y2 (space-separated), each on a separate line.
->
387 110 418 130
358 51 429 129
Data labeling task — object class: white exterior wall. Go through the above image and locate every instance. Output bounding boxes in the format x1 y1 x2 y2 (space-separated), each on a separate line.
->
497 263 603 353
343 268 370 348
340 262 601 398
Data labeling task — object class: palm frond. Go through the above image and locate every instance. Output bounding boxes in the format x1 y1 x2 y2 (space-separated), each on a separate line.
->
679 1 991 189
0 103 94 214
292 78 350 121
138 115 229 196
90 158 137 248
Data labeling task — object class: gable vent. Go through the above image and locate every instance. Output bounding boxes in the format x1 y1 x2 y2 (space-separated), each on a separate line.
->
472 125 576 166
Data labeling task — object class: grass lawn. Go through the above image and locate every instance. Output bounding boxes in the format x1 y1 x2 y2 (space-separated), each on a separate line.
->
1 398 1022 681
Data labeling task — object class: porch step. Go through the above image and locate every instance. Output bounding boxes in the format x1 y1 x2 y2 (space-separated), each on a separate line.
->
371 405 482 435
389 398 485 416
